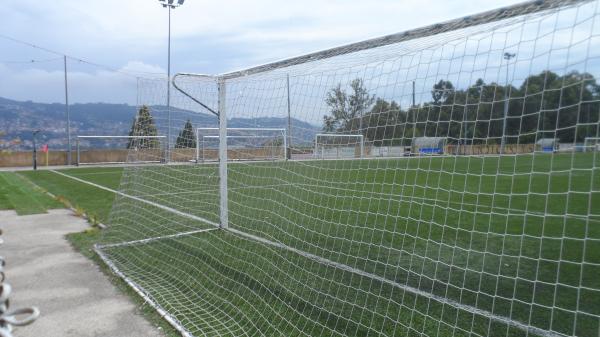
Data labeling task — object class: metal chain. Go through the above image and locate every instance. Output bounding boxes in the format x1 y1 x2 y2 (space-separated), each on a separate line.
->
0 229 39 337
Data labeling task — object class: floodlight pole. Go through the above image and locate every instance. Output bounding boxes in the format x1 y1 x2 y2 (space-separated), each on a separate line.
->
500 52 515 155
158 0 185 162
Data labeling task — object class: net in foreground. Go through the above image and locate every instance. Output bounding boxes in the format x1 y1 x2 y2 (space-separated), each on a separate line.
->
98 1 600 336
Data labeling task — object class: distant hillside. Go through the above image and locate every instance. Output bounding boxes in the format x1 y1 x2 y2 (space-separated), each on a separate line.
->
0 97 318 150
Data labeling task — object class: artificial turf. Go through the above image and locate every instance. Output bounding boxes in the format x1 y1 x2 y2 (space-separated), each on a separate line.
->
17 152 600 336
0 171 63 214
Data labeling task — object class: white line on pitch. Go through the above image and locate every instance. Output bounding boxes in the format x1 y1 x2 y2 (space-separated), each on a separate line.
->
49 170 220 229
97 228 219 249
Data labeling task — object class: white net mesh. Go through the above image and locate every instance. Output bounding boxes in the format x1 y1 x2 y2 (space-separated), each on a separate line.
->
196 128 287 162
314 134 364 159
75 136 167 165
584 137 600 151
99 1 600 336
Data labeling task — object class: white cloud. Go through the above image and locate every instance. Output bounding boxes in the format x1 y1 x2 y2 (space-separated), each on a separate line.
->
0 0 564 104
1 0 526 71
0 61 164 104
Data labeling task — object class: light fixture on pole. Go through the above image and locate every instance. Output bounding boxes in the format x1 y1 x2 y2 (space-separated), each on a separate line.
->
500 52 516 155
158 0 185 162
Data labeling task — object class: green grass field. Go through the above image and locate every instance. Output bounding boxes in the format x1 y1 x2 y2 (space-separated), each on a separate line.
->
17 153 600 337
0 171 63 214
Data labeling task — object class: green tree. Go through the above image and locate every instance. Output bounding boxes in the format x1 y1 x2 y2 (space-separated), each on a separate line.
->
127 105 160 149
363 98 404 146
175 120 196 148
323 70 600 147
324 78 375 133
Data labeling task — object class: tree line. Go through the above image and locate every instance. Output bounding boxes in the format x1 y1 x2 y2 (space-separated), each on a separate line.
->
323 71 600 146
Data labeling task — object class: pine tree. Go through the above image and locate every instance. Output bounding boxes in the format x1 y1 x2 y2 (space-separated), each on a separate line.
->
127 105 159 149
175 120 196 148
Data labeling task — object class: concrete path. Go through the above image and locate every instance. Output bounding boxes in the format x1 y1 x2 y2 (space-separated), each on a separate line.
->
0 209 164 337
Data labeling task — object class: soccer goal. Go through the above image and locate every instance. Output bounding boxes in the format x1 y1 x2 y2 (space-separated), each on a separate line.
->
196 128 287 162
76 135 166 166
584 137 600 152
314 134 364 159
98 1 600 337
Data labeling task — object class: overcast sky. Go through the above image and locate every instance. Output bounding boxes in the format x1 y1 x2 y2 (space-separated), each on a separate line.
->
0 0 529 105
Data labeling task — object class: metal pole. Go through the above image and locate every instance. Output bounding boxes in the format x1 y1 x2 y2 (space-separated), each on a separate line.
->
501 52 515 155
412 81 415 107
360 135 364 158
76 138 80 166
166 5 172 162
64 55 71 165
32 132 37 170
282 130 287 160
218 78 228 229
286 74 292 160
136 77 140 107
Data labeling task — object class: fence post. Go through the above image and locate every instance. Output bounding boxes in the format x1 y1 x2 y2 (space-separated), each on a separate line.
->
218 77 228 229
76 138 80 166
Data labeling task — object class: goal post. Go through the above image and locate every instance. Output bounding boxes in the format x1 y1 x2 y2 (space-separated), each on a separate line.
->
314 134 364 159
100 1 600 337
584 137 600 152
76 135 166 166
196 127 287 162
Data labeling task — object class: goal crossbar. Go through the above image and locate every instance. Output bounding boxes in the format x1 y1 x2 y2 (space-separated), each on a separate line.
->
217 0 589 80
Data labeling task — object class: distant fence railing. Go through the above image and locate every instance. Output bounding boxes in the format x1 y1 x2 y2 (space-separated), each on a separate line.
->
445 144 536 155
0 151 71 167
1 143 579 167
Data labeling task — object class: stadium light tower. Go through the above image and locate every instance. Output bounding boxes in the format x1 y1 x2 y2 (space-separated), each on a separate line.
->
158 0 185 162
500 52 516 155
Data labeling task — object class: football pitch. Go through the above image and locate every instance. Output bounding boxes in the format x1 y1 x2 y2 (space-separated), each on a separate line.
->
23 153 600 337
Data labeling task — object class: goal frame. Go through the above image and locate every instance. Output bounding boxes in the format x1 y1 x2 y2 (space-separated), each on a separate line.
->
195 127 287 163
75 135 167 166
314 133 365 159
584 137 600 152
102 1 599 337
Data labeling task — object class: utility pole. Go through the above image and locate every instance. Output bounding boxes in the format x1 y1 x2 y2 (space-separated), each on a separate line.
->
500 52 516 155
286 74 292 160
64 55 71 165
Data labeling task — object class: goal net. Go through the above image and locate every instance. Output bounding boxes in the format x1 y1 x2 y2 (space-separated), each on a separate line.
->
76 135 166 165
314 134 364 159
197 128 287 162
99 1 600 337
